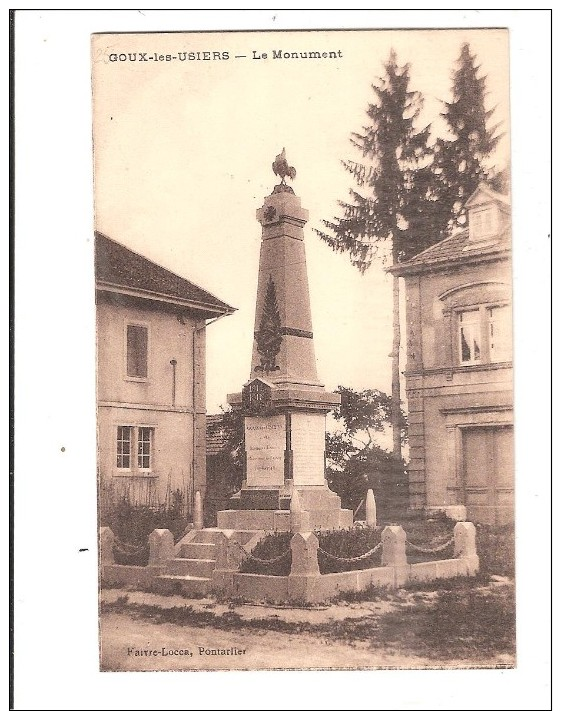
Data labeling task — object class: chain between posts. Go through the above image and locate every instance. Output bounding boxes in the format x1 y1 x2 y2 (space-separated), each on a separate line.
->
405 536 455 554
317 540 383 563
112 536 148 555
231 532 455 566
232 539 291 565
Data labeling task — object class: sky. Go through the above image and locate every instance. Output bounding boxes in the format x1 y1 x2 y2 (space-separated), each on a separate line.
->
92 28 510 412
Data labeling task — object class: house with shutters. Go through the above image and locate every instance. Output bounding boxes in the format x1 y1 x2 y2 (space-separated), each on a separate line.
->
390 185 513 525
95 232 235 514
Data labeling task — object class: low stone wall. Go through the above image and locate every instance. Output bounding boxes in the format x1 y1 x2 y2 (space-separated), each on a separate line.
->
213 522 479 603
232 573 289 601
102 563 164 588
99 522 479 604
99 527 172 590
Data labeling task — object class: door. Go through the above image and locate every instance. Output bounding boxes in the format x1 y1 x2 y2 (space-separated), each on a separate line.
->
462 425 514 525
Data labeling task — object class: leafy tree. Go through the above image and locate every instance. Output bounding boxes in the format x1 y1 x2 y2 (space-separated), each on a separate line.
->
325 386 408 514
433 42 502 232
328 446 403 516
315 50 438 462
207 408 245 493
332 385 407 446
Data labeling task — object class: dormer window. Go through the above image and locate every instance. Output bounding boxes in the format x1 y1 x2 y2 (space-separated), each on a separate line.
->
470 207 496 240
464 184 510 248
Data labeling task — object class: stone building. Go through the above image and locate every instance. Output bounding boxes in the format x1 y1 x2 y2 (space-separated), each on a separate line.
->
95 232 234 513
390 185 513 524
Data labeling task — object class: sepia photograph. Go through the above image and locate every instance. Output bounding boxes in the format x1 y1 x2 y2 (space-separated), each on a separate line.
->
12 9 551 710
92 27 515 672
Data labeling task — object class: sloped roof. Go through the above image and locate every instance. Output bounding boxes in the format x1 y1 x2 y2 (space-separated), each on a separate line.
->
390 225 511 275
465 183 511 208
390 184 512 276
206 414 233 456
95 232 234 315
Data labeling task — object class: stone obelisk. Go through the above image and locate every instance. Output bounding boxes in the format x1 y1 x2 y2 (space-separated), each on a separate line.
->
218 150 352 531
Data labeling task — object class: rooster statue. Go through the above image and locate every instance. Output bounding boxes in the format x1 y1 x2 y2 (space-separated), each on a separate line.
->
272 147 296 185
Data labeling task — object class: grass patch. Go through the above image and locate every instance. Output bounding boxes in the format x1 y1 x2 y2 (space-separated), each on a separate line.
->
333 574 493 602
377 584 515 660
334 585 402 603
404 573 491 592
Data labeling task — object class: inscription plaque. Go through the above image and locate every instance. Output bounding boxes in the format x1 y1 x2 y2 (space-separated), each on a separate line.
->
291 412 326 486
245 415 286 487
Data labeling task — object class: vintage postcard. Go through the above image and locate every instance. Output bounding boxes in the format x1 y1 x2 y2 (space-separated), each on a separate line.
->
92 27 516 673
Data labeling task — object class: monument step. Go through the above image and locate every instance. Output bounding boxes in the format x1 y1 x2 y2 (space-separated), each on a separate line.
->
177 542 217 559
191 528 223 544
165 557 216 577
154 574 211 597
217 507 353 532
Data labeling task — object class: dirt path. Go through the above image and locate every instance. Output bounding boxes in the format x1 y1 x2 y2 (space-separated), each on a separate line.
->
99 587 515 671
102 611 436 671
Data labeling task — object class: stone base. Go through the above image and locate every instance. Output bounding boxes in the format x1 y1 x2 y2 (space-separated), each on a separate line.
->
425 505 467 522
218 484 353 531
236 489 283 510
216 507 353 531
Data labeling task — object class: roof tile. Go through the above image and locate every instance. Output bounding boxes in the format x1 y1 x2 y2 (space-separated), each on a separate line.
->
95 232 234 314
394 226 511 271
206 414 234 455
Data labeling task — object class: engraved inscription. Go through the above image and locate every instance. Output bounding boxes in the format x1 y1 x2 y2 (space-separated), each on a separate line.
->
291 412 326 486
245 415 286 487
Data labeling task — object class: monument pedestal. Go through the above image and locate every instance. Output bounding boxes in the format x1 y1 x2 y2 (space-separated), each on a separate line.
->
217 484 353 531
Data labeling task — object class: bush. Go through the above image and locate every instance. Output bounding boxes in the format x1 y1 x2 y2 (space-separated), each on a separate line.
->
475 523 515 578
316 527 383 573
239 531 292 576
327 447 408 515
239 528 384 576
237 519 513 579
100 494 189 566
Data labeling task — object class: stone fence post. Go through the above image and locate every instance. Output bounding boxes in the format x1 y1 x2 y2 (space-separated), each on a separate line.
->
290 489 311 533
381 525 408 586
193 491 204 530
211 530 241 596
288 531 321 603
365 489 377 527
99 527 115 565
381 525 407 566
148 529 175 566
454 521 479 575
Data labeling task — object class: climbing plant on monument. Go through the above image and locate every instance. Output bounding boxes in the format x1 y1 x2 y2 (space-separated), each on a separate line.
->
255 275 282 374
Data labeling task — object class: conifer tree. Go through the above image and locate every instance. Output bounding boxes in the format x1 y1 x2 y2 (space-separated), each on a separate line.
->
316 50 438 461
433 42 502 232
